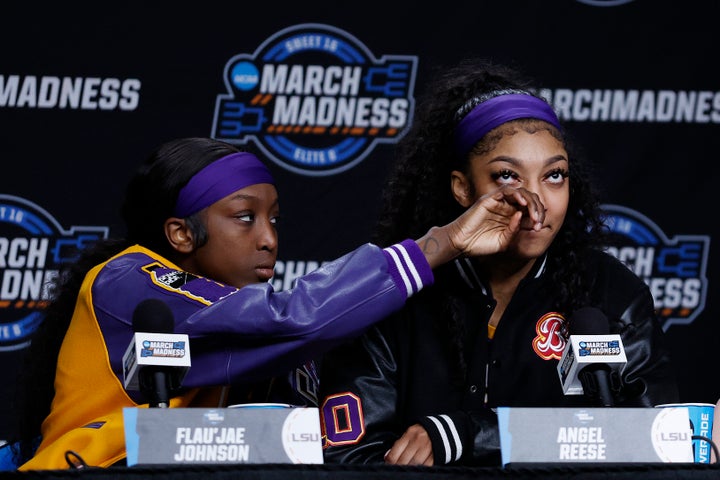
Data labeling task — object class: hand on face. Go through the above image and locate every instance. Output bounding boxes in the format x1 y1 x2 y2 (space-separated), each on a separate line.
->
448 184 545 258
449 126 569 260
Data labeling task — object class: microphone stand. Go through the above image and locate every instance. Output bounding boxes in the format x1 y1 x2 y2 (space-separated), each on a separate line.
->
579 365 619 407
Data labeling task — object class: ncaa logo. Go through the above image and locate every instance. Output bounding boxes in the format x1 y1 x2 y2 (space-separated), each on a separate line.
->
211 23 418 176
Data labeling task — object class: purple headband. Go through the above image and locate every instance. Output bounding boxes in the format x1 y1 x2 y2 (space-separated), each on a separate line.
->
174 152 275 217
454 93 561 158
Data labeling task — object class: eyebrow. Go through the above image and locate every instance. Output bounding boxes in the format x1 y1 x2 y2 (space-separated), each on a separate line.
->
227 193 280 208
488 154 568 167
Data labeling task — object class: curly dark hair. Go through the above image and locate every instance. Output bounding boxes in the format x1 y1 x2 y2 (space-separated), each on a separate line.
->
11 137 240 464
372 58 607 384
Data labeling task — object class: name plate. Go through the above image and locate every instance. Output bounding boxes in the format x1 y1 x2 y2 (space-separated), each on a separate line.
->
497 407 693 466
123 406 323 466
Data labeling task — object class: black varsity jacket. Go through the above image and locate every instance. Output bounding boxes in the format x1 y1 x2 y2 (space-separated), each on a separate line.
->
318 250 679 466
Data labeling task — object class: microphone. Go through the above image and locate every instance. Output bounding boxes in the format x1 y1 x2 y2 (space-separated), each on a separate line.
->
557 307 627 407
122 299 191 408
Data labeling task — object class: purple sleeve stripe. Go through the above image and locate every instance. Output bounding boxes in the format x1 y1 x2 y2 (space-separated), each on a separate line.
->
382 239 434 298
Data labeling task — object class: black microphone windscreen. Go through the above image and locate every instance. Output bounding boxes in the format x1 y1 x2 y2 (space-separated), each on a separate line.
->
132 298 175 333
570 307 610 335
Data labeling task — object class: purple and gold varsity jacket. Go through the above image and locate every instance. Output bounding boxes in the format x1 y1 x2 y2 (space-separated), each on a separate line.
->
21 240 432 470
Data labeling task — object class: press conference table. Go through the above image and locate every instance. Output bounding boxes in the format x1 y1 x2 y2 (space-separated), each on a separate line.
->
8 463 720 480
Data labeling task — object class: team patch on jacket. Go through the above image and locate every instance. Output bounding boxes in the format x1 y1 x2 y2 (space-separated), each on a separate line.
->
142 262 237 305
320 392 365 448
532 312 567 360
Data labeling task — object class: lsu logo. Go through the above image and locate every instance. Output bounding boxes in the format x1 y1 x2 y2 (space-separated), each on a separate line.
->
0 194 108 350
601 204 709 330
211 23 418 176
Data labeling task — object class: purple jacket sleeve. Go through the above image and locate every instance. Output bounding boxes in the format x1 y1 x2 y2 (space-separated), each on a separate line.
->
92 240 433 389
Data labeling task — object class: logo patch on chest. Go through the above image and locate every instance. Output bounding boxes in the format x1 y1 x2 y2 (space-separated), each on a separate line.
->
532 312 567 360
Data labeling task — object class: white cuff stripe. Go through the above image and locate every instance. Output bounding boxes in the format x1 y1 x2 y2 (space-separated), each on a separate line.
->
396 243 422 293
439 414 463 461
427 416 452 464
385 247 413 296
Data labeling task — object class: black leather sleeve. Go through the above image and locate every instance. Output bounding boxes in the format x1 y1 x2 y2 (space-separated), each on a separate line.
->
613 287 680 406
319 325 400 464
419 409 501 465
319 322 503 466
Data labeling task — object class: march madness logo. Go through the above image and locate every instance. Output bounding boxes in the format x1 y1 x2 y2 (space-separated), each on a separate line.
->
211 23 418 176
601 204 709 330
0 194 108 350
